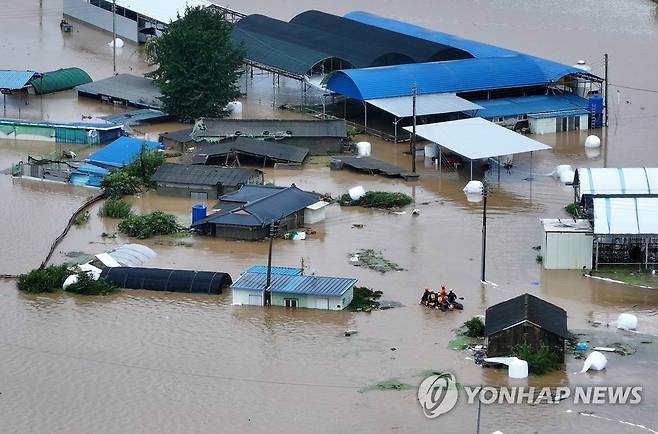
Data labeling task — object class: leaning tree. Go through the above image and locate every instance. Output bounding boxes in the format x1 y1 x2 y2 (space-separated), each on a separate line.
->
145 6 245 122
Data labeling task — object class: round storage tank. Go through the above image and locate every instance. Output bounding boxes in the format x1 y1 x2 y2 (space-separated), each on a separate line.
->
192 203 207 224
356 141 371 157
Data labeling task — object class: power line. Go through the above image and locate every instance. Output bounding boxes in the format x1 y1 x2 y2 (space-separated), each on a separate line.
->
610 84 658 94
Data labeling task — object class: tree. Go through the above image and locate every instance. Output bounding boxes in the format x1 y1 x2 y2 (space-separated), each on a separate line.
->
145 6 245 122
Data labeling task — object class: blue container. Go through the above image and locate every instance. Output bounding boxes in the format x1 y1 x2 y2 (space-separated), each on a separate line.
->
576 342 588 351
191 204 207 225
588 95 604 128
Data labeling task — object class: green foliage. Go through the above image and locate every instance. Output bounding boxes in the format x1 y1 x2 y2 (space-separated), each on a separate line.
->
64 272 117 296
118 211 180 239
145 6 246 122
463 317 485 338
72 210 90 225
124 146 166 183
512 343 558 375
536 255 544 264
101 170 143 198
564 203 578 217
348 286 383 312
17 265 70 293
341 191 413 209
99 198 133 219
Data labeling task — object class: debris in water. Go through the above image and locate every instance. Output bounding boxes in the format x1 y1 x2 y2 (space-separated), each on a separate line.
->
348 286 383 312
344 330 358 337
351 223 365 229
361 379 415 393
348 249 405 273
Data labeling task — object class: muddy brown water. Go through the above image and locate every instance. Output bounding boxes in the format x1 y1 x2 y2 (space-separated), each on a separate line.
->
1 0 658 433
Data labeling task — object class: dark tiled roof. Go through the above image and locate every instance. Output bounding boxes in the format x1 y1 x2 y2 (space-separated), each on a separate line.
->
217 185 287 204
485 293 568 338
151 163 262 187
192 137 309 164
193 118 347 139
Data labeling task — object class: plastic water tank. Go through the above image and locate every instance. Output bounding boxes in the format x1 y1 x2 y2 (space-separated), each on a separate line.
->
348 186 366 201
192 204 207 225
585 135 601 148
356 141 371 157
463 180 483 194
329 159 344 171
508 358 529 379
617 313 638 330
108 38 124 48
581 351 607 373
424 143 439 158
227 101 242 114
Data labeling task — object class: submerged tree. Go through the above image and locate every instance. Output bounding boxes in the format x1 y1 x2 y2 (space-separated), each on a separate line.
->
145 6 245 122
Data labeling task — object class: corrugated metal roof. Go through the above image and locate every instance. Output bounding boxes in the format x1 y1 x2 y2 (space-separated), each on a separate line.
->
345 11 518 58
246 265 303 276
100 109 170 125
192 137 309 164
194 185 320 227
73 163 111 176
113 0 212 24
193 118 347 139
231 272 357 297
151 163 261 187
575 168 658 200
29 67 92 95
485 293 568 338
326 56 585 101
541 219 592 233
76 74 162 109
0 117 119 130
472 93 590 119
405 117 551 160
593 197 658 235
218 185 287 204
0 70 36 90
367 93 482 118
86 136 161 168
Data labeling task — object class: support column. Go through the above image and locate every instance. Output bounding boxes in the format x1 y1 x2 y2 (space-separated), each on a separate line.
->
645 238 650 270
363 101 368 133
393 117 398 143
470 160 473 180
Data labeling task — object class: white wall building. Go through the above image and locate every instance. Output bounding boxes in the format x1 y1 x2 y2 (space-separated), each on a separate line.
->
541 219 593 270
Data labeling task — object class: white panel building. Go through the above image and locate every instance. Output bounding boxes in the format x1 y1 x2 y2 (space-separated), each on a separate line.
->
541 219 593 270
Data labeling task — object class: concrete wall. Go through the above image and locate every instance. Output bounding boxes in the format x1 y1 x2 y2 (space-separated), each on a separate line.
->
155 183 219 199
64 0 139 42
232 289 264 306
235 287 352 310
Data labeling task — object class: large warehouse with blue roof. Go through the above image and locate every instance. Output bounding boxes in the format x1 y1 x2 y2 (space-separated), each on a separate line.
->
232 10 604 138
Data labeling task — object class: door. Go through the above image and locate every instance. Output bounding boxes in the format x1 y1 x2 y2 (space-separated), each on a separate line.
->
316 298 329 310
248 294 262 306
284 298 298 308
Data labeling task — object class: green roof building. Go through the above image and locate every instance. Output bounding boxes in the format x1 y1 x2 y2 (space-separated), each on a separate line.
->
30 67 92 95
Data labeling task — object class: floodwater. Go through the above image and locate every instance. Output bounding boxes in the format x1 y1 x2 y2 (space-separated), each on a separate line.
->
1 0 658 433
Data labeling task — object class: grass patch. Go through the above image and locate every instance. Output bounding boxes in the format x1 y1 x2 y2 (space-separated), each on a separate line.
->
99 198 133 219
340 191 413 209
349 249 405 273
64 272 118 296
449 324 485 351
72 210 90 226
17 265 71 293
118 211 181 239
512 343 559 375
595 266 656 287
361 379 415 393
348 286 383 312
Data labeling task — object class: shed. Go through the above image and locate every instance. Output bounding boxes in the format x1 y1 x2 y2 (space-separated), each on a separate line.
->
540 219 593 270
231 271 356 310
75 74 162 109
193 184 321 240
150 163 264 199
485 293 568 363
192 137 309 166
304 201 329 224
0 118 122 144
85 136 161 168
29 67 92 95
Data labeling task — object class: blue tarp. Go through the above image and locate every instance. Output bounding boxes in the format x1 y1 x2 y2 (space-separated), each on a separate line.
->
471 93 590 119
85 136 161 168
0 70 36 90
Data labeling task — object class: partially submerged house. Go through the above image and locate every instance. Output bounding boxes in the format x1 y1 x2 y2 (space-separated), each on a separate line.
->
75 74 162 109
85 136 162 169
191 118 347 154
150 163 263 199
0 118 122 144
231 268 356 310
191 137 309 166
540 219 593 270
485 293 568 363
193 184 322 240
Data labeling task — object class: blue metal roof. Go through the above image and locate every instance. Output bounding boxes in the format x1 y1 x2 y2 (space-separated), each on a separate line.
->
85 136 161 168
472 93 590 119
246 265 303 276
326 56 584 101
73 163 111 176
0 70 36 90
231 272 357 297
345 11 517 58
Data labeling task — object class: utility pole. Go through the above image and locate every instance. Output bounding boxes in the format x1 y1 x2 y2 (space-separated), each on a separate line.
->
481 180 488 283
264 219 280 306
411 83 417 173
603 53 609 127
112 0 117 75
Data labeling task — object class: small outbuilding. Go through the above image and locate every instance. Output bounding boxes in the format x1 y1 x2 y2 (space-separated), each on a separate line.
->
540 219 593 270
485 293 568 363
231 270 356 310
150 163 263 199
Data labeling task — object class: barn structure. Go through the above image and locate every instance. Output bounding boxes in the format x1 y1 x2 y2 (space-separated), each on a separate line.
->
485 293 568 363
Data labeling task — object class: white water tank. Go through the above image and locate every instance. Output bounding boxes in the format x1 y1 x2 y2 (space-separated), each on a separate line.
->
348 185 366 201
227 101 242 114
585 135 601 148
424 143 439 158
108 38 124 48
463 180 483 195
356 141 371 157
581 351 607 373
617 313 638 331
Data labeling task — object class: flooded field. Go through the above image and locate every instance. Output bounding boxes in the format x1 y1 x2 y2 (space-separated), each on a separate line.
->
1 0 658 433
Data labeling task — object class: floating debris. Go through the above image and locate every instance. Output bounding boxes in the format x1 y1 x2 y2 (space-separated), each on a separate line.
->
348 249 405 273
361 379 415 393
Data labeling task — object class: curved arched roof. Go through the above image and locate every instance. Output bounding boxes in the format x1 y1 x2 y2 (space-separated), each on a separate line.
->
290 10 472 63
325 55 585 100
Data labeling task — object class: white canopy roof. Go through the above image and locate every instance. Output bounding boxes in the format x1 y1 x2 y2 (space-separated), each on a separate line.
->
576 168 658 200
593 197 658 235
116 0 212 24
367 93 482 118
405 117 551 160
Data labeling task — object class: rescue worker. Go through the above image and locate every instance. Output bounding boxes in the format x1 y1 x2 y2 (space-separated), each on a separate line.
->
420 288 431 305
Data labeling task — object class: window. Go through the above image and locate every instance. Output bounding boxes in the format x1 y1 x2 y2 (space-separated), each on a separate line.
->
190 191 208 200
284 298 298 308
495 117 504 123
517 114 527 121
